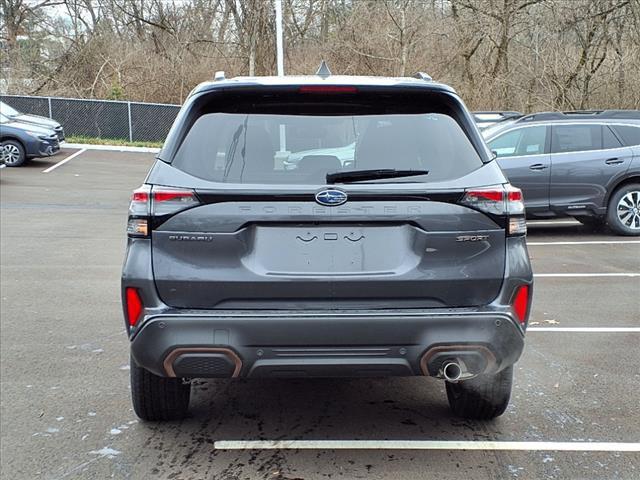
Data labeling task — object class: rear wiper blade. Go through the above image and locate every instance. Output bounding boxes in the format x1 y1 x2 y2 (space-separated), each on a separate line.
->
326 169 429 184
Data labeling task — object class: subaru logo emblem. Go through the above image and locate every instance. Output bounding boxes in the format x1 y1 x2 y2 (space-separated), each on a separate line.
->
315 189 348 206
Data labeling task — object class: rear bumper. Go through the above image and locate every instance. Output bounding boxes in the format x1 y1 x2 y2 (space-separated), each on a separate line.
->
130 310 525 379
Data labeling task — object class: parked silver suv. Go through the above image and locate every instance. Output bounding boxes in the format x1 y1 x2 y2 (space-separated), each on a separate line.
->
483 111 640 235
122 73 533 421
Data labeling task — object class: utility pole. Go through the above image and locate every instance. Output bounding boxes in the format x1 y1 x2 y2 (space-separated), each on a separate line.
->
274 0 288 160
275 0 284 76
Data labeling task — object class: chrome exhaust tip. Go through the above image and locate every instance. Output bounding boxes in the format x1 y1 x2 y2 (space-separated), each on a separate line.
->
442 361 462 382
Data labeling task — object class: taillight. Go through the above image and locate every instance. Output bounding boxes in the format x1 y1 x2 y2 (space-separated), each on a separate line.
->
127 185 199 237
151 187 199 216
460 184 526 236
125 287 143 327
512 285 530 325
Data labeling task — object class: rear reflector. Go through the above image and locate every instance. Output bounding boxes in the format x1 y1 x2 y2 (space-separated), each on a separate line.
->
125 287 143 327
512 285 530 325
299 86 358 94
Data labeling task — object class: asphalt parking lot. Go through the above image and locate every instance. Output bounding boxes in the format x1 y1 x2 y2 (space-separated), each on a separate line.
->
1 148 639 480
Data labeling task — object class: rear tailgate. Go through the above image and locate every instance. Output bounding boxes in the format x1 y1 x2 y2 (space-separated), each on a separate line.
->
149 83 507 310
151 185 505 309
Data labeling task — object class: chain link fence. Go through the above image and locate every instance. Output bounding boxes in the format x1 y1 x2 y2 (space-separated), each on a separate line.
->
0 95 180 143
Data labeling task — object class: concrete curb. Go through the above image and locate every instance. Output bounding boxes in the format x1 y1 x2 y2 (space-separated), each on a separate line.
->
63 143 161 154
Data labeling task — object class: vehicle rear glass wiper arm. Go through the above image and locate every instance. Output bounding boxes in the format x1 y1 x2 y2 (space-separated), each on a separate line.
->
326 169 429 184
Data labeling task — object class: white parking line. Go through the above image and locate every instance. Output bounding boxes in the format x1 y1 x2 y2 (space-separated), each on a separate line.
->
528 220 580 226
528 241 640 245
528 327 640 332
535 273 640 277
42 148 86 173
214 440 640 452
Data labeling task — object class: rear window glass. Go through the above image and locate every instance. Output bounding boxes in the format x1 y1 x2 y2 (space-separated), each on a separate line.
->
551 125 601 154
612 125 640 147
488 126 547 157
603 126 623 148
171 112 482 184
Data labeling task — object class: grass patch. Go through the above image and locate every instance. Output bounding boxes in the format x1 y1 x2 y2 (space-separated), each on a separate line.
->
66 136 163 148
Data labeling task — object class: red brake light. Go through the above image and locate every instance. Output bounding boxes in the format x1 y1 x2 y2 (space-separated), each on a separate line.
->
508 189 523 202
460 185 526 236
154 190 195 202
299 85 358 94
513 285 530 325
125 287 143 327
465 189 504 202
460 187 505 215
151 187 199 216
131 190 149 202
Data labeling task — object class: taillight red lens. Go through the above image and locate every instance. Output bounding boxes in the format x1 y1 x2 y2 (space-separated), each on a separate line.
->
154 190 195 202
132 190 149 202
460 186 506 215
466 189 504 202
460 184 526 236
151 187 199 216
129 185 151 217
507 189 523 202
125 287 143 327
513 285 530 325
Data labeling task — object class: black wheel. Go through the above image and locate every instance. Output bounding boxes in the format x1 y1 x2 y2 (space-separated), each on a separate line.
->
130 357 191 421
1 140 27 167
574 215 605 230
607 183 640 236
445 366 513 419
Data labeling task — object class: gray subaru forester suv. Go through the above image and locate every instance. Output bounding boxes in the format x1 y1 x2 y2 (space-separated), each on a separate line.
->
122 73 533 421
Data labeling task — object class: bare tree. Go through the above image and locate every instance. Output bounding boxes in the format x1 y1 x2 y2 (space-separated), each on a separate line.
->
1 0 638 110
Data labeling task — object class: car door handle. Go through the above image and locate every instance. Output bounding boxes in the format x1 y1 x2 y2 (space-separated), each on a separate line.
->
605 158 624 165
529 164 548 171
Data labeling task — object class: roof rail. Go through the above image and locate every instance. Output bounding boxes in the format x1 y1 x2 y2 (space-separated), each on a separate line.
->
474 110 522 116
517 109 640 123
599 109 640 119
414 72 432 81
214 71 225 81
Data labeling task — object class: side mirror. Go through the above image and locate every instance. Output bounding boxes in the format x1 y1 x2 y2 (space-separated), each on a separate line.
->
491 150 498 159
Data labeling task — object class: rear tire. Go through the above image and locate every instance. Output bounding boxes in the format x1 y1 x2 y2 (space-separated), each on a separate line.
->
445 366 513 419
1 140 26 167
607 184 640 236
130 357 191 421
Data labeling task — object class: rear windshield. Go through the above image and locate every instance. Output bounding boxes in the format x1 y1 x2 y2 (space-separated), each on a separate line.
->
170 98 483 184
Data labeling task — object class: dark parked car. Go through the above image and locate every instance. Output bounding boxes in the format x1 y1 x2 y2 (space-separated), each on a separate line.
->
484 111 640 235
0 113 60 167
122 72 533 421
0 101 65 141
